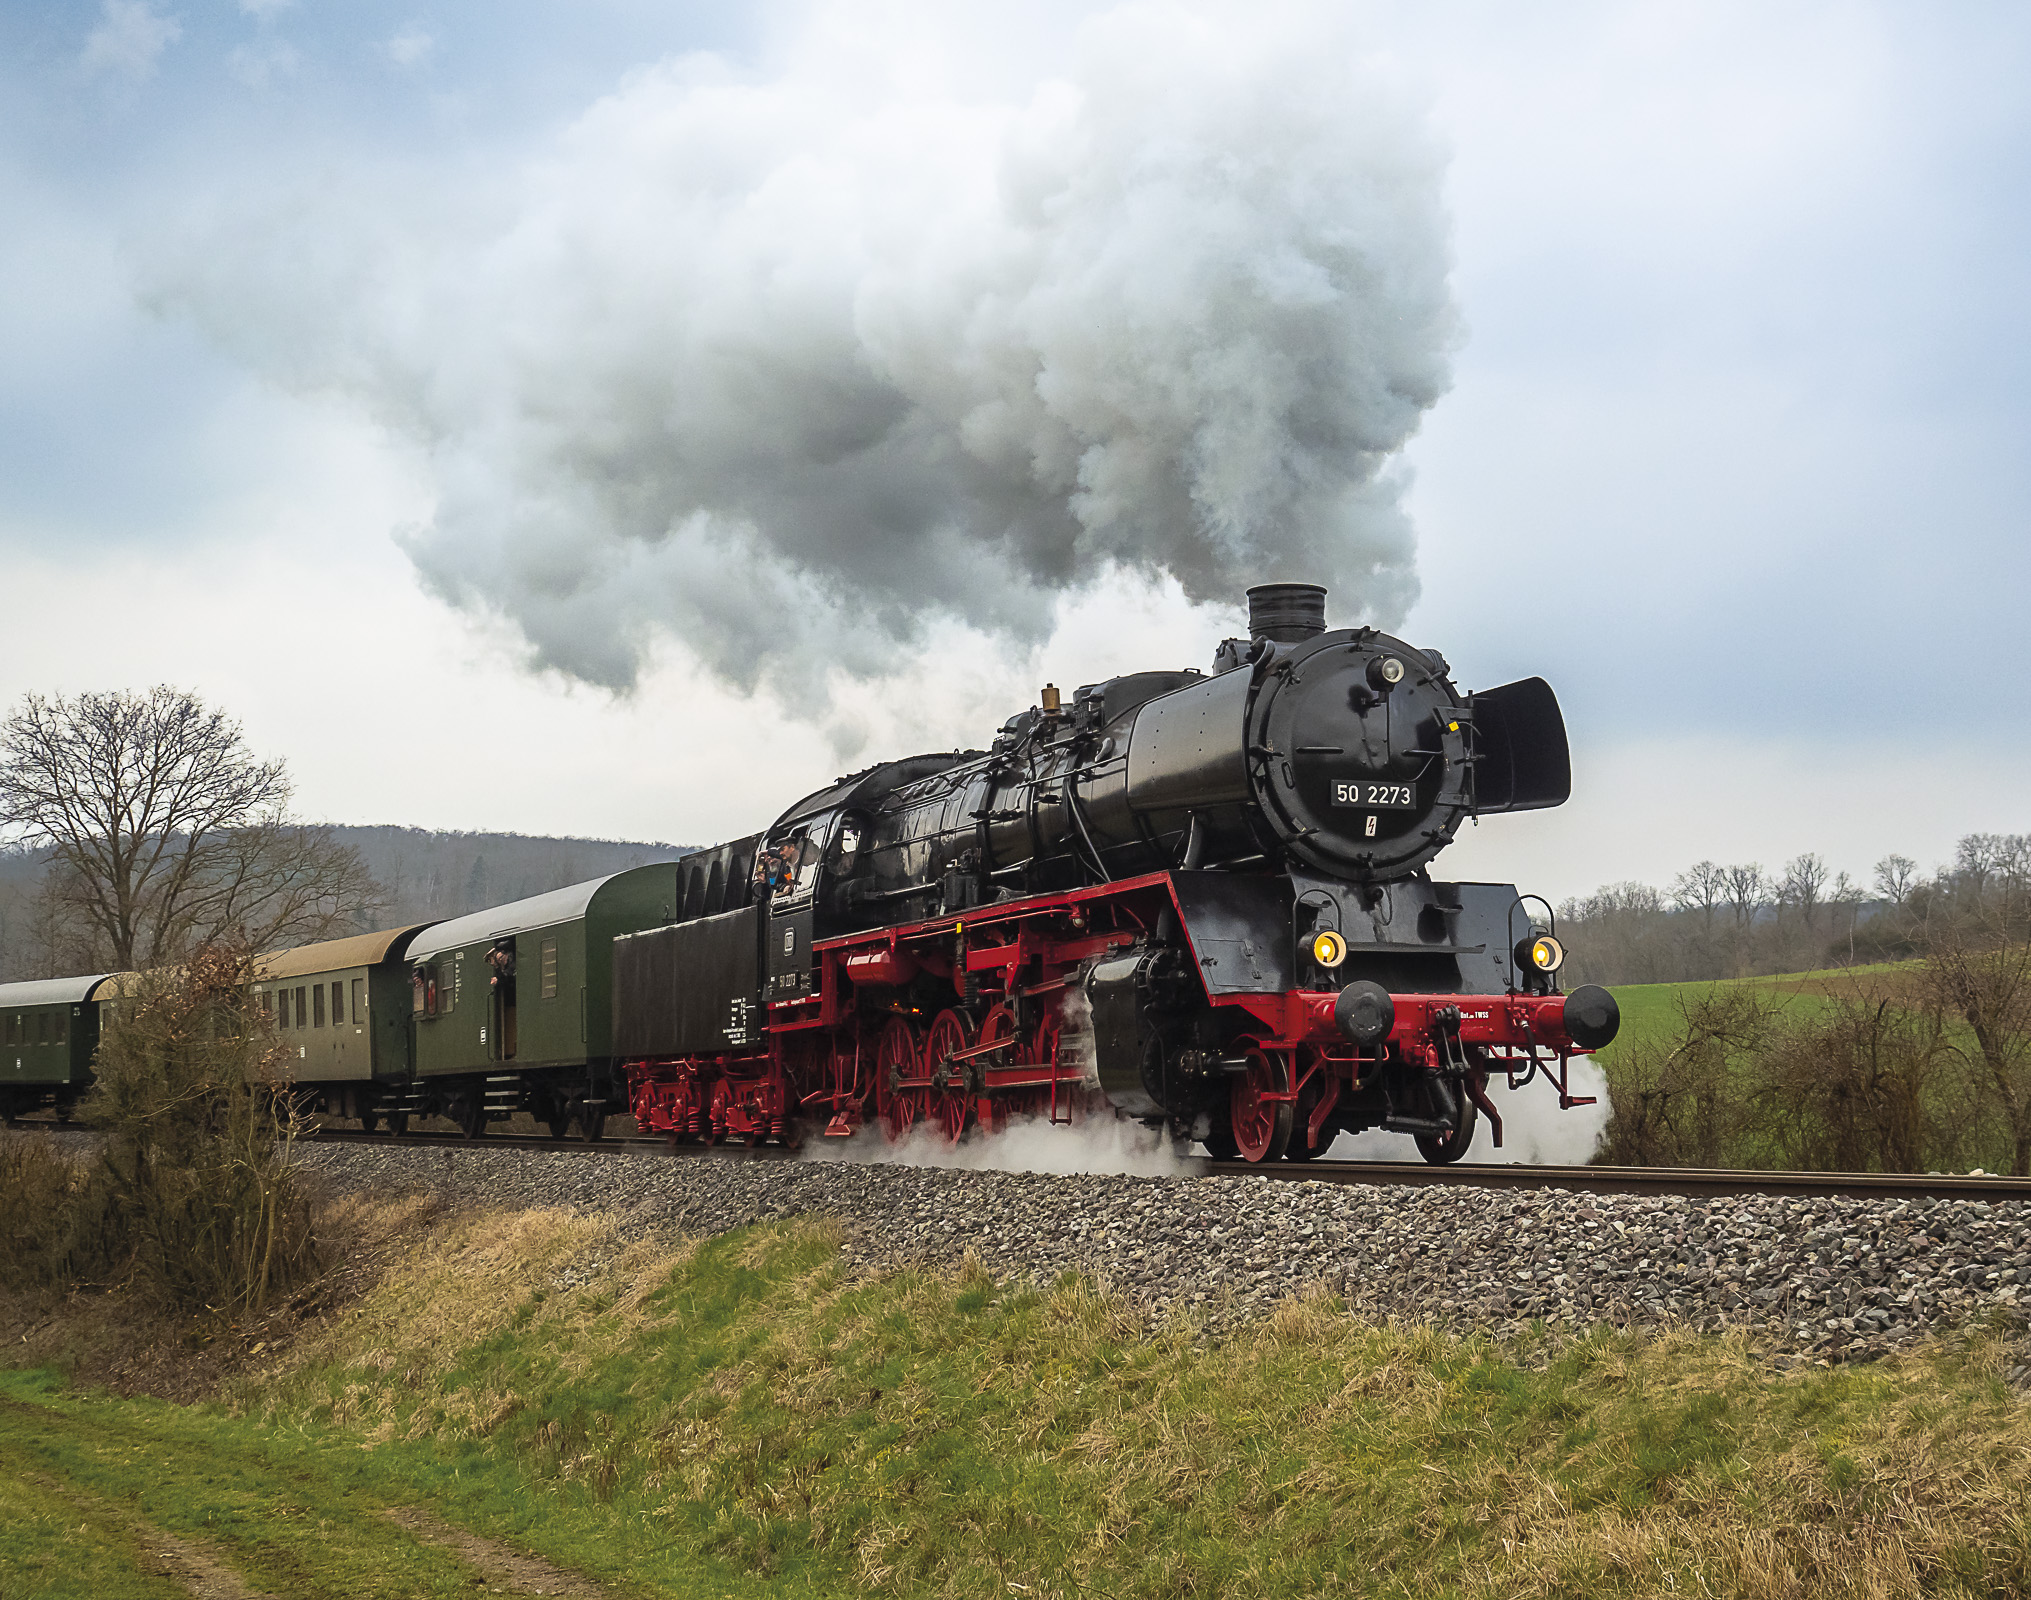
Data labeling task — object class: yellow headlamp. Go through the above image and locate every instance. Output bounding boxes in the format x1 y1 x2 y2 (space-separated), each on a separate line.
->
1311 929 1348 969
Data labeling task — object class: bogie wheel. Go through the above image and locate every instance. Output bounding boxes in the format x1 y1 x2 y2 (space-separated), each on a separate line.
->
359 1108 381 1135
578 1101 607 1143
454 1094 487 1140
1229 1047 1294 1163
924 1010 973 1142
1415 1074 1480 1165
874 1016 921 1142
385 1111 410 1137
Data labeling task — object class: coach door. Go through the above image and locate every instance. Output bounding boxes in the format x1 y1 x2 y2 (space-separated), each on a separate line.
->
487 939 518 1061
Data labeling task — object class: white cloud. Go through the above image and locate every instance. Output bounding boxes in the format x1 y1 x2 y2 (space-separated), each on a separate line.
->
239 0 293 16
80 0 182 81
227 40 300 90
385 27 435 68
153 0 1459 742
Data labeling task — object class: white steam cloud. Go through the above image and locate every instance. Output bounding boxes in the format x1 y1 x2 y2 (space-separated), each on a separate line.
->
153 1 1456 719
807 1112 1203 1179
1330 1055 1612 1165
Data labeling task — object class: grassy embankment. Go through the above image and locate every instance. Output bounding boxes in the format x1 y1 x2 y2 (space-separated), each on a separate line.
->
5 1194 2031 1599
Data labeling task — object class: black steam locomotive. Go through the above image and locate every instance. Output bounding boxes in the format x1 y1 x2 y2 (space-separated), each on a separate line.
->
619 582 1616 1163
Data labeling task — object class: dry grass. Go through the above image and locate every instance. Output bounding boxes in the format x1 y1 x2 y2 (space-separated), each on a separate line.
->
50 1202 2031 1599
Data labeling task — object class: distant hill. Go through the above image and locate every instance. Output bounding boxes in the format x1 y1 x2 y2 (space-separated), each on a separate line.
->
0 828 698 981
330 825 697 928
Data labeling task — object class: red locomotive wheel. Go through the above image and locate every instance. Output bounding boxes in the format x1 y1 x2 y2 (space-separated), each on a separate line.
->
975 1005 1018 1132
1230 1048 1294 1163
874 1015 921 1142
925 1009 973 1143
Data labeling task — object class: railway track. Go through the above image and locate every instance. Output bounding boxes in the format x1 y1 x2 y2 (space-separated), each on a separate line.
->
283 1124 2031 1205
21 1118 2030 1203
1203 1159 2031 1204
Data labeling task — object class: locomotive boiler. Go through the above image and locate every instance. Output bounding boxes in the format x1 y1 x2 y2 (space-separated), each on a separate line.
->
616 583 1619 1164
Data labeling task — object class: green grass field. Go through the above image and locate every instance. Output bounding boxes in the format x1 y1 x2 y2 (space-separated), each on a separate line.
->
1598 962 1918 1069
5 1201 2031 1599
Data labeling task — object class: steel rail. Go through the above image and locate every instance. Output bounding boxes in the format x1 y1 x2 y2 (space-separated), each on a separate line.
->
1204 1159 2031 1204
19 1119 2031 1201
305 1126 800 1162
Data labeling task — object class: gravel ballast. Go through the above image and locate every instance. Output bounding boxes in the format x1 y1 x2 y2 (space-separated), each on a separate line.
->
295 1141 2031 1363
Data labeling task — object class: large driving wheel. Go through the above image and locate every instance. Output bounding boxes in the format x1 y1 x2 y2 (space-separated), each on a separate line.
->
1229 1048 1294 1163
874 1016 921 1141
925 1009 973 1143
974 1005 1019 1133
1415 1074 1480 1165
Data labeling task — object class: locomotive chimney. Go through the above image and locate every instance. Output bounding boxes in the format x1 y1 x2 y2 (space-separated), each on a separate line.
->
1247 583 1327 643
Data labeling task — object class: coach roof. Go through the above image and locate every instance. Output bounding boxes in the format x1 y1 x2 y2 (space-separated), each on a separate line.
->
257 925 436 982
0 975 116 1008
405 877 621 963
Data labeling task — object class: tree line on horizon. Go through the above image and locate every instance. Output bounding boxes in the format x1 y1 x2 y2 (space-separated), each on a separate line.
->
1554 837 2028 988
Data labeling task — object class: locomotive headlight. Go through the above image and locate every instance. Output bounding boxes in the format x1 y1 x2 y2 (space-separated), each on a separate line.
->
1516 933 1566 973
1366 655 1406 691
1311 929 1348 969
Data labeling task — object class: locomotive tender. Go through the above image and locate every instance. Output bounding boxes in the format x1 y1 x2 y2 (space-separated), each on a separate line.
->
0 582 1618 1162
617 582 1618 1162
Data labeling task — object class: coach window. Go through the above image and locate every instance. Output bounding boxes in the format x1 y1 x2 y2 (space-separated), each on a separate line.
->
54 1011 66 1045
351 978 365 1023
3 1016 13 1045
313 985 325 1028
36 1013 48 1043
331 981 344 1025
295 987 307 1029
540 938 558 1001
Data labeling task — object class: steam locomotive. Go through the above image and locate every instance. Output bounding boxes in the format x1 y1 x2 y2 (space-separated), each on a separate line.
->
618 582 1617 1163
1 582 1615 1163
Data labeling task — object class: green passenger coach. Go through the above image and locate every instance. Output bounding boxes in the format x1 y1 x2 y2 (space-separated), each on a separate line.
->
252 925 434 1133
403 863 680 1139
0 974 115 1124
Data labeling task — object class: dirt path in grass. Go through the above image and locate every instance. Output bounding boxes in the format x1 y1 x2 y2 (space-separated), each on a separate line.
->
22 1470 273 1600
382 1507 618 1598
1 1392 618 1600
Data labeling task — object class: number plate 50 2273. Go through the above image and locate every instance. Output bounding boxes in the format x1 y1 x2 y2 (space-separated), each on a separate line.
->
1331 780 1416 810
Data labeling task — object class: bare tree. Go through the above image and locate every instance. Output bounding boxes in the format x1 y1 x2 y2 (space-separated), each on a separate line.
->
0 687 381 972
1874 854 1918 907
1723 862 1767 929
1922 920 2031 1176
1779 851 1829 932
1669 860 1728 936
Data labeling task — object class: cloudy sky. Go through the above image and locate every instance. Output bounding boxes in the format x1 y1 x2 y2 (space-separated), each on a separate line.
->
2 0 2025 903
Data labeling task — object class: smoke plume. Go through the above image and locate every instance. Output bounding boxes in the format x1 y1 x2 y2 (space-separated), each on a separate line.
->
155 2 1457 714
